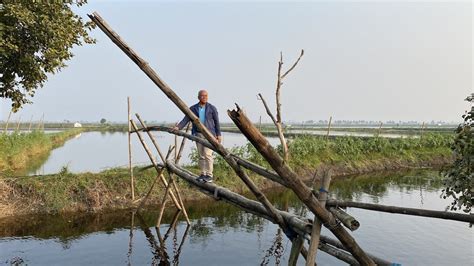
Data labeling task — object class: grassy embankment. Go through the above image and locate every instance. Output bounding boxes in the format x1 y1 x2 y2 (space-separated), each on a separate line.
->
0 133 453 217
0 129 83 174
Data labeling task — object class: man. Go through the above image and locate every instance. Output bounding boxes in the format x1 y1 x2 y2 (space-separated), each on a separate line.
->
173 90 222 183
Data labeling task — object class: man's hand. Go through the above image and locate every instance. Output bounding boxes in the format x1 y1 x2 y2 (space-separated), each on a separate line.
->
216 135 222 143
171 125 179 132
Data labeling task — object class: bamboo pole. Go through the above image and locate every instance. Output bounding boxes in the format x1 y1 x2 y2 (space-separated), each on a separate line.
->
329 207 360 231
128 97 135 200
135 114 190 224
129 120 182 210
137 147 173 211
420 121 425 138
376 121 383 137
4 110 12 133
28 115 33 132
228 106 375 265
326 200 474 223
306 169 332 265
88 11 287 231
288 235 304 266
326 116 332 140
15 115 21 132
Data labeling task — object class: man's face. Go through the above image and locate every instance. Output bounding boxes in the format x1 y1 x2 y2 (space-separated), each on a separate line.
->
198 91 208 104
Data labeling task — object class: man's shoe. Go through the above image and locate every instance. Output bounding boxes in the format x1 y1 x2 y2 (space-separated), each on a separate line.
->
203 175 213 183
197 174 206 182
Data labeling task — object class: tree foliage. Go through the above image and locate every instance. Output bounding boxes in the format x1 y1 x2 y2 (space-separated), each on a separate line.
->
442 94 473 213
0 1 95 111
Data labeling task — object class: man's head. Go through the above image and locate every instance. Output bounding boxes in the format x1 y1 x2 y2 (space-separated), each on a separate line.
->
198 90 208 105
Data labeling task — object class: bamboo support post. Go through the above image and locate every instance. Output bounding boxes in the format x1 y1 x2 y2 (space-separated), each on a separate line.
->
128 97 135 200
326 200 474 223
420 121 425 138
156 146 180 227
129 119 182 210
15 115 21 132
28 115 33 131
306 169 332 265
135 114 190 225
4 110 12 133
329 207 360 231
288 234 304 266
376 121 383 137
137 147 173 211
326 116 332 140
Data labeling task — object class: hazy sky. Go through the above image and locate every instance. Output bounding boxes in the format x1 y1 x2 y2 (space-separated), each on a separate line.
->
1 1 472 124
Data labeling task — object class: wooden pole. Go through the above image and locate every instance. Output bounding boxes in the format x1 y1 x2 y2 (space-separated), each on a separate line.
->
326 116 332 141
306 169 332 265
128 97 135 200
420 121 425 138
4 110 12 133
288 235 304 266
376 121 383 137
135 114 190 224
15 115 21 132
28 115 33 132
129 119 182 210
328 207 360 231
228 106 375 265
326 200 474 223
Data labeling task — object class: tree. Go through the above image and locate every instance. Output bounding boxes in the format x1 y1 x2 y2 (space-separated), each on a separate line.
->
442 93 473 213
0 1 95 111
100 118 106 124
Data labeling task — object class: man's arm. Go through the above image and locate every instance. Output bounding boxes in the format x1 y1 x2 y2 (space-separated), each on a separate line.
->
175 115 190 130
213 106 222 142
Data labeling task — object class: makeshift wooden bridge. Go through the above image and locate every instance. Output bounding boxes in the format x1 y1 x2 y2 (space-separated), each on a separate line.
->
88 12 474 265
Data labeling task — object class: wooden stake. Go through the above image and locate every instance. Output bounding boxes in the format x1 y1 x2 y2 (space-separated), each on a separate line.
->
306 169 332 265
128 97 135 200
28 115 33 132
135 114 190 225
4 110 12 133
376 121 383 137
326 116 332 141
288 235 304 266
130 119 182 210
420 121 425 138
15 115 21 132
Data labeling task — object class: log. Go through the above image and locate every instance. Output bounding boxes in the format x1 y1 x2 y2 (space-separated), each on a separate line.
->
228 106 375 265
329 207 360 231
326 200 474 224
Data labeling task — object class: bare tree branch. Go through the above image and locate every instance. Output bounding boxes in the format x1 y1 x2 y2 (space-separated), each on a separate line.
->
281 49 304 80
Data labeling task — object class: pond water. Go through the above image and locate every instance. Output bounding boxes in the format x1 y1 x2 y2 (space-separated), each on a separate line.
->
29 131 280 175
1 170 472 265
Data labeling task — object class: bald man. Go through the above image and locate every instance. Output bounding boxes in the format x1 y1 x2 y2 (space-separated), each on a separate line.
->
173 90 221 183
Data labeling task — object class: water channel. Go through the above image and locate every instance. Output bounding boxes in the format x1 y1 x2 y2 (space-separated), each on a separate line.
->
1 170 472 265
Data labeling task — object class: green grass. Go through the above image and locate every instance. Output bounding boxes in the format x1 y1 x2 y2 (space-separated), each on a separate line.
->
0 129 83 174
0 133 454 216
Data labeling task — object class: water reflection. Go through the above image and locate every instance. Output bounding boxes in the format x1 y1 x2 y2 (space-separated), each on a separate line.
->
0 170 472 265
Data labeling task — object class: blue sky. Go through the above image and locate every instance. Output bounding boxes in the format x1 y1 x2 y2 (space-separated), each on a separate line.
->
1 1 472 123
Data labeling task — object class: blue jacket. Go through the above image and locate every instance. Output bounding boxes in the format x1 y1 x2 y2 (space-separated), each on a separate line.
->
177 102 221 136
